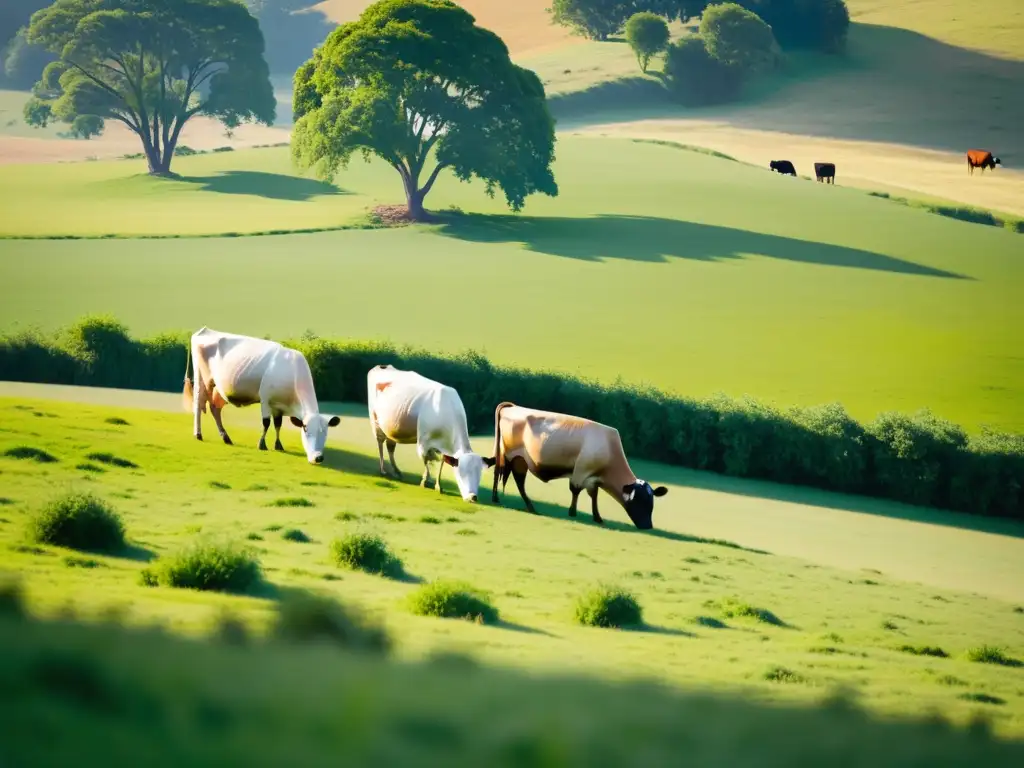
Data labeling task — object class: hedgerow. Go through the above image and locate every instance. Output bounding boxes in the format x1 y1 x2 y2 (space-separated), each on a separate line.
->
2 316 1021 520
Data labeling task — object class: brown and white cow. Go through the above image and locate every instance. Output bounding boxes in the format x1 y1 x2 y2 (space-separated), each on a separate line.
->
182 327 340 464
490 402 668 530
967 149 1001 175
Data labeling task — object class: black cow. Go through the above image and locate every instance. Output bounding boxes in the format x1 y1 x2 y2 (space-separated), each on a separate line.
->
814 163 836 184
770 160 797 176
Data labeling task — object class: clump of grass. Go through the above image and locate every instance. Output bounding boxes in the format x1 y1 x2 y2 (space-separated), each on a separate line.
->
246 484 270 492
141 540 262 593
899 645 948 658
268 497 314 508
368 512 404 522
0 498 14 506
334 511 359 521
209 481 231 490
270 589 390 654
575 585 643 628
3 446 58 463
936 675 967 687
10 544 49 555
455 528 477 536
957 692 1005 705
85 452 138 469
965 646 1022 667
764 666 806 684
246 532 264 541
184 525 202 535
693 616 727 629
62 555 104 569
264 524 283 532
282 528 310 543
27 492 126 553
104 417 130 426
881 620 899 631
408 580 499 624
76 462 105 473
330 533 403 578
707 597 785 627
419 515 442 524
1013 606 1024 614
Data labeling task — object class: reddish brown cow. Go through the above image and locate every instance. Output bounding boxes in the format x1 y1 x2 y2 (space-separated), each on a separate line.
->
967 150 1001 175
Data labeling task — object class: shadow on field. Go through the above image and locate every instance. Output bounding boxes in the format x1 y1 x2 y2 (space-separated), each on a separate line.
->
180 171 346 201
488 488 771 555
122 543 157 563
434 213 969 279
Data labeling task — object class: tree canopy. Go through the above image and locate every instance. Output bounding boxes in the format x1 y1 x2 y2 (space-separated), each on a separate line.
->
24 0 276 174
625 12 670 73
547 0 636 41
292 0 558 221
699 2 776 71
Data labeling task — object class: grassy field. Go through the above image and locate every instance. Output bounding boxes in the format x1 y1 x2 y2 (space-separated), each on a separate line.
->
1 390 1023 740
2 138 1022 432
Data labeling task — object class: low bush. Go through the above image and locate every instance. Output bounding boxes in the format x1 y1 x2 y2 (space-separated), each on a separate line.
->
706 596 785 626
966 646 1021 668
27 492 126 553
281 528 310 543
270 590 390 654
2 317 1022 521
330 533 403 578
664 36 743 105
85 452 138 469
899 645 949 658
408 581 500 624
3 446 58 463
575 585 643 628
142 540 262 593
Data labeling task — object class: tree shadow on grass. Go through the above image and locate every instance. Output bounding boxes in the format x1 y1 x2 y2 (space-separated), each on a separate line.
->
121 543 157 563
179 171 347 201
625 623 696 638
495 620 556 637
432 213 970 279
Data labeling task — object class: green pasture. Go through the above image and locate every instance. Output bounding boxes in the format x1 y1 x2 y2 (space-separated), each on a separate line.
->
1 138 1022 432
1 392 1023 738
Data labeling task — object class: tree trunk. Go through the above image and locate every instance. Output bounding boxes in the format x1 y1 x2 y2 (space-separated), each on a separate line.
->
406 188 427 221
144 136 175 176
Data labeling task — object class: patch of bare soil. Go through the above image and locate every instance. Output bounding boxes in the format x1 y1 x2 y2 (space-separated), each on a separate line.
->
370 204 417 226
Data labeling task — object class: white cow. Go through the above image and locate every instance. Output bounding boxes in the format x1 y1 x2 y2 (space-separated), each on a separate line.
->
183 327 340 464
367 364 495 502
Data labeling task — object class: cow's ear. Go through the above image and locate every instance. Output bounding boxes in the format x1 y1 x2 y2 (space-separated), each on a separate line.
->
652 486 669 497
289 416 304 429
483 456 497 468
327 415 341 427
442 454 459 467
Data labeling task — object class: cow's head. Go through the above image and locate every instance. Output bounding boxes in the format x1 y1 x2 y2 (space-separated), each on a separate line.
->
994 157 1002 167
290 414 341 464
769 161 780 171
620 478 668 530
442 452 497 502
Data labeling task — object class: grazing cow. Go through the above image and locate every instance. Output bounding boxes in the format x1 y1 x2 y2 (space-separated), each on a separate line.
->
770 160 797 176
814 163 836 184
490 402 668 530
182 327 340 464
367 365 495 502
967 149 1001 175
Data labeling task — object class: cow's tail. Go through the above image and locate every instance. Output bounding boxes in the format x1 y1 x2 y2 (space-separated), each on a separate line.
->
182 340 195 413
491 401 514 502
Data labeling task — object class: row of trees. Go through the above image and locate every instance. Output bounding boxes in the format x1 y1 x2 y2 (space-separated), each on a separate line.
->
549 0 849 53
21 0 557 220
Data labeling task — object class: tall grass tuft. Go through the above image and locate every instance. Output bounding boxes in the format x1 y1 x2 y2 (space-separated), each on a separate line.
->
574 585 643 628
270 590 390 654
141 540 262 593
408 581 499 624
27 492 126 553
329 533 403 578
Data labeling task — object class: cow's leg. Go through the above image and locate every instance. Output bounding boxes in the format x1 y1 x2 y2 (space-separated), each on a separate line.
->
273 414 285 451
209 389 232 445
418 445 432 488
568 483 582 518
588 486 604 525
192 368 207 441
510 457 538 515
435 452 444 495
257 401 271 450
386 440 400 477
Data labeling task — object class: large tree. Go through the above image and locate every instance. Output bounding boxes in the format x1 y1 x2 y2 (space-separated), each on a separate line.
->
292 0 557 221
24 0 276 175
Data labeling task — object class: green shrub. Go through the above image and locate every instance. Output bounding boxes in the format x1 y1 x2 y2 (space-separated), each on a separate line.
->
27 492 126 553
664 36 743 105
700 3 776 72
966 646 1021 668
330 533 403 578
408 580 499 624
1 316 1022 521
707 597 785 626
735 0 850 53
282 528 310 543
145 540 262 593
270 590 390 654
575 585 643 628
3 446 58 463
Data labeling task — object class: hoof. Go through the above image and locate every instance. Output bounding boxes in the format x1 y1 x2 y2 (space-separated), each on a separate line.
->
258 442 267 451
195 434 203 441
568 510 577 518
222 434 233 446
274 442 284 452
